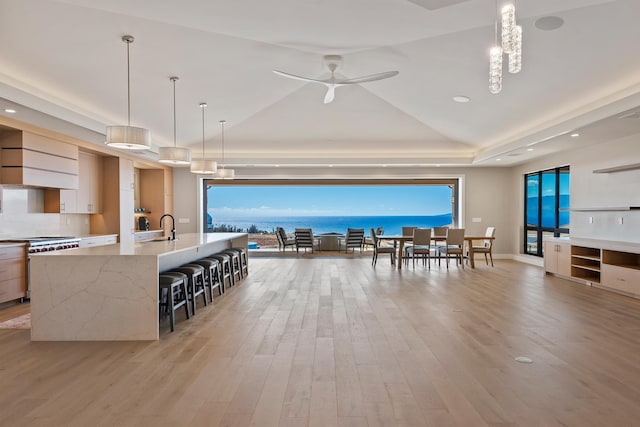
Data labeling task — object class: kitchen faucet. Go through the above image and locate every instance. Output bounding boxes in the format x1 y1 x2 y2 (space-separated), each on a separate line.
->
160 214 176 241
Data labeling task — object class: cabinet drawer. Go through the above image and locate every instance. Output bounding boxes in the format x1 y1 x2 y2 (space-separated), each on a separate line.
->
0 258 26 280
104 236 117 245
0 277 27 303
0 246 25 261
601 264 640 296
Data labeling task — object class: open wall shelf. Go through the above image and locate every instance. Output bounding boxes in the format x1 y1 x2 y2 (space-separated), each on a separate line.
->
571 246 601 283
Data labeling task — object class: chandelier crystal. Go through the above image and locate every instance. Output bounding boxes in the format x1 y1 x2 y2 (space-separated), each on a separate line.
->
489 1 522 93
190 103 217 174
508 25 522 74
489 46 503 94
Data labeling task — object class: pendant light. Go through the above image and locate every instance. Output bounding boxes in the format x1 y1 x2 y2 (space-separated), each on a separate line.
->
159 77 191 165
214 120 234 179
190 103 217 174
105 35 151 150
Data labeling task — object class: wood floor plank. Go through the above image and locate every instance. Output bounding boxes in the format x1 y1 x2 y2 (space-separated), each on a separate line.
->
1 258 640 426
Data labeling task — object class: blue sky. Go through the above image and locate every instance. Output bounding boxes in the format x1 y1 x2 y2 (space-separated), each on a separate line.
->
207 185 452 217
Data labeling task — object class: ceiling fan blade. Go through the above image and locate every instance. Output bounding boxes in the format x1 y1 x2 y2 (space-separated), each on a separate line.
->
324 85 336 104
339 70 399 84
272 70 327 84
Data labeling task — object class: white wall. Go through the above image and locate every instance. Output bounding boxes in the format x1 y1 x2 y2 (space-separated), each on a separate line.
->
511 133 640 247
172 166 515 254
0 187 90 238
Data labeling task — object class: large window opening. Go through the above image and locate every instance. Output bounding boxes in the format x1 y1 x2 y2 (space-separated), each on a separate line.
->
524 166 570 256
203 179 460 249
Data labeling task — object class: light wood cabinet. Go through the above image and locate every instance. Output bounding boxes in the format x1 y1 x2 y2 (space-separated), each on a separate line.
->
0 244 27 303
76 152 102 213
570 246 601 284
0 131 79 189
601 250 640 297
544 240 571 277
44 152 102 213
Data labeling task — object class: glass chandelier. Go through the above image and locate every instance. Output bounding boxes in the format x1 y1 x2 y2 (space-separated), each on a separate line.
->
489 1 523 94
105 35 151 150
190 103 217 174
213 120 235 180
159 77 191 165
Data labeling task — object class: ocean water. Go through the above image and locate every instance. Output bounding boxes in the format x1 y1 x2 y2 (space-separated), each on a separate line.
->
209 214 453 235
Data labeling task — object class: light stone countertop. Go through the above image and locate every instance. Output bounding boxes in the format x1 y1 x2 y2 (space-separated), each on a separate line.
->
544 236 640 254
31 232 247 257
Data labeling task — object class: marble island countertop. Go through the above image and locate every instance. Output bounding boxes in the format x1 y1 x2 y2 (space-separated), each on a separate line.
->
31 232 246 257
30 232 248 341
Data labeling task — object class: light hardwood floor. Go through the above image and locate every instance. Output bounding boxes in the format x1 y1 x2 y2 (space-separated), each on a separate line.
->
1 258 640 426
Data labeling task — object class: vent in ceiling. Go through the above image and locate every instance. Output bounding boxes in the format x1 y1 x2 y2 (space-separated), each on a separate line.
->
507 153 522 157
408 0 470 11
618 111 640 120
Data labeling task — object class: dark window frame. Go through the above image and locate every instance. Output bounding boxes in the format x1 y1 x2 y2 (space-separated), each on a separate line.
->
524 166 570 256
202 178 460 233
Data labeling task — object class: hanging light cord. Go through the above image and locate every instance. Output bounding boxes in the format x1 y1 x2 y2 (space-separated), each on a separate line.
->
201 103 206 156
126 37 131 126
172 78 177 147
220 120 226 168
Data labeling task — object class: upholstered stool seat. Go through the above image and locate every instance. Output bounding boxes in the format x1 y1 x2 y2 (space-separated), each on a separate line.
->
168 264 207 314
159 272 190 332
190 258 223 300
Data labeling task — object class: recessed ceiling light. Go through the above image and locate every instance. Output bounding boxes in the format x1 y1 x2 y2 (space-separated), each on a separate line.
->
527 148 534 151
571 133 580 137
535 16 564 31
328 165 333 168
4 108 16 114
453 96 470 103
496 158 502 161
435 164 441 167
274 165 280 168
382 164 388 167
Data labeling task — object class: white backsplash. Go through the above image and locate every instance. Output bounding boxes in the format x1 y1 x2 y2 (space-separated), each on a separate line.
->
0 188 90 238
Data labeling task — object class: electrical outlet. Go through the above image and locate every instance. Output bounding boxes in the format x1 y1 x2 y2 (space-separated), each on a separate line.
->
472 217 482 223
178 218 190 224
617 217 624 225
66 218 71 225
588 216 593 224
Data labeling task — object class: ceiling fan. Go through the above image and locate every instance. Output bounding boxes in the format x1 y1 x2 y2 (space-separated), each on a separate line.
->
273 55 399 104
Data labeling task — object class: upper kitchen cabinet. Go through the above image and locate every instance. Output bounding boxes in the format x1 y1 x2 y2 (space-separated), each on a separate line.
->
44 151 103 214
76 152 102 213
0 131 79 189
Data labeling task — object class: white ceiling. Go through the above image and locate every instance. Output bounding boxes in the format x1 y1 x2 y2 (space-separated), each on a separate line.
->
1 0 640 168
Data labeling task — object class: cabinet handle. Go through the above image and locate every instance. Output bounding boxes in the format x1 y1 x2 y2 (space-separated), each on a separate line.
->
60 202 65 212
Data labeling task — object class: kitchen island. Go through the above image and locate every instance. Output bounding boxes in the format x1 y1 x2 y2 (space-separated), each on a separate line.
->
30 232 248 341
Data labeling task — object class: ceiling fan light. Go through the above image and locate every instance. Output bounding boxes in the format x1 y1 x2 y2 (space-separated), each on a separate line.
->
190 158 217 174
105 125 151 150
158 146 191 165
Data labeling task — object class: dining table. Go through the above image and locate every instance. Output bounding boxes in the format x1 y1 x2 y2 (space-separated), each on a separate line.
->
376 234 496 269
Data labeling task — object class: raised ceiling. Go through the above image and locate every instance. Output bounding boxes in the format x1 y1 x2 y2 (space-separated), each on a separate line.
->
1 0 640 168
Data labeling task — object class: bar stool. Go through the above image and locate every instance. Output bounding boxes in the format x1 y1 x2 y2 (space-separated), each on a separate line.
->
190 258 222 300
230 247 249 277
207 253 234 290
169 264 207 315
159 272 190 332
222 249 242 283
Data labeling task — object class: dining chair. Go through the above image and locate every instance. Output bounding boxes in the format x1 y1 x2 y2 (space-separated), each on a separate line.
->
401 226 417 263
294 228 317 253
406 228 432 269
370 228 395 267
276 227 296 251
432 226 449 238
437 228 465 268
340 228 365 253
363 226 384 249
469 226 495 266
